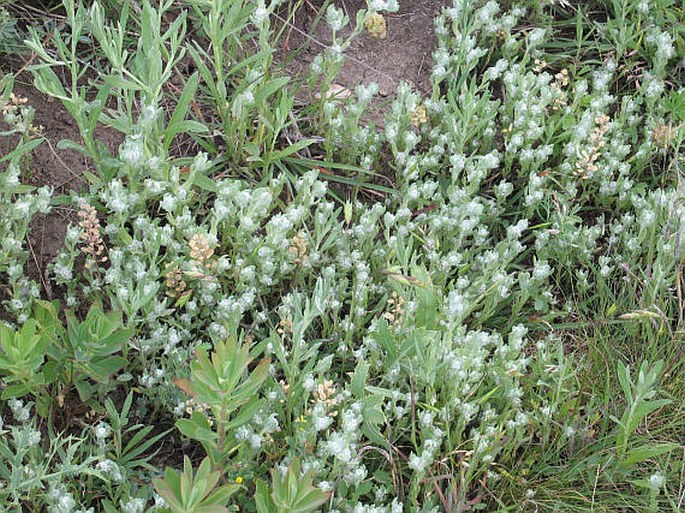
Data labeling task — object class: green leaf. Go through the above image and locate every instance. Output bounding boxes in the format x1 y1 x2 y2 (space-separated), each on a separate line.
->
154 457 231 513
257 77 291 101
255 479 277 513
226 398 264 430
617 361 632 402
1 383 30 400
362 421 387 448
620 443 678 469
31 66 69 100
56 138 89 156
196 506 231 513
121 426 171 467
97 328 135 355
192 173 219 193
163 72 206 150
264 139 316 163
631 399 672 428
0 137 43 163
89 355 128 381
74 379 94 402
203 484 241 507
102 501 119 513
270 457 331 513
176 414 218 445
350 359 369 398
103 73 142 92
87 78 112 141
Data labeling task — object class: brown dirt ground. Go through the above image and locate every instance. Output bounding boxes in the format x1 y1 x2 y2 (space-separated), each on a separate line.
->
284 0 445 102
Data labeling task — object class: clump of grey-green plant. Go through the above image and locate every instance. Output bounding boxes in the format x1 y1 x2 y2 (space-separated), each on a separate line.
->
0 0 683 511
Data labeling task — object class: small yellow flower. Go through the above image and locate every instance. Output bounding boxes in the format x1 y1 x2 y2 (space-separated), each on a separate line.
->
235 476 244 484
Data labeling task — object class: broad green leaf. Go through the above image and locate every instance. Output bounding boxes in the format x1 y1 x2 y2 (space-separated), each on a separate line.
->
176 414 219 445
621 443 678 468
164 72 205 150
350 359 369 398
89 355 128 381
265 139 316 163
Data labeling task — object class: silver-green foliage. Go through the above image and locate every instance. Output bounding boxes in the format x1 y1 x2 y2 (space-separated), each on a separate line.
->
0 0 682 511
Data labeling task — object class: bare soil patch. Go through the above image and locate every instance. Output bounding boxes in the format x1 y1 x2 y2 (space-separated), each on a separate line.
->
285 0 445 97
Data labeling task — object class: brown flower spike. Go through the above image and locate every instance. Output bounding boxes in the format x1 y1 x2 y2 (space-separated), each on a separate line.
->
164 264 187 297
77 204 107 269
410 105 428 127
288 232 308 265
575 115 610 178
189 233 215 268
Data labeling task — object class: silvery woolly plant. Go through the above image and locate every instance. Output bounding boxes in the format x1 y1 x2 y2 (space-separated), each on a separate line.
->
0 0 683 511
0 77 50 324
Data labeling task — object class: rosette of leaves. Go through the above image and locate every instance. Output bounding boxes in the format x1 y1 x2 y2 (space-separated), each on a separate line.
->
154 456 240 513
174 337 270 469
255 458 331 513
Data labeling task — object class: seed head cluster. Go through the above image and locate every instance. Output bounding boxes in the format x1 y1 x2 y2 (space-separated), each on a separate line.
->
653 123 676 148
189 233 214 268
288 232 308 265
383 291 405 324
164 264 187 297
364 13 387 40
310 379 340 418
410 104 428 127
